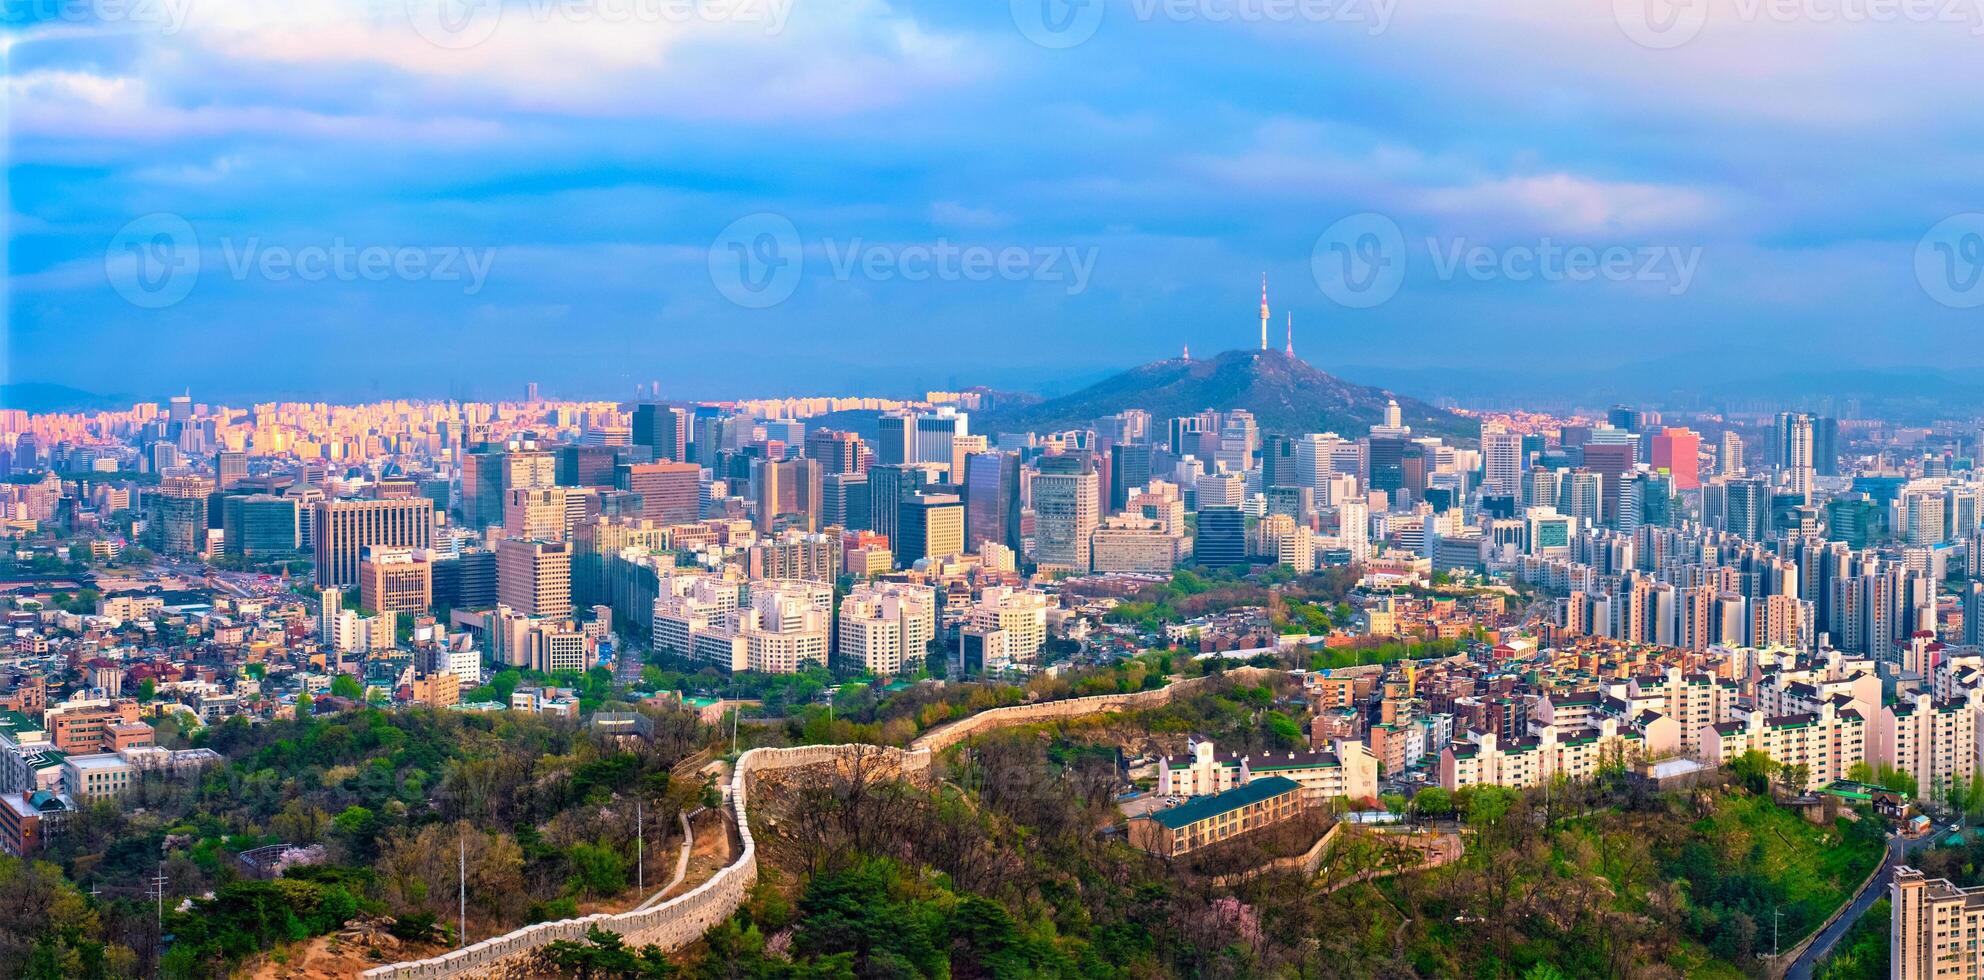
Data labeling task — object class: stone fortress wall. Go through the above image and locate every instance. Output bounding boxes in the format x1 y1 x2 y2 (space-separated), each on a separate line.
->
364 666 1284 978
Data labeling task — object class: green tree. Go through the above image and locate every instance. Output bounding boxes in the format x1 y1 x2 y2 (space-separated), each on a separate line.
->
566 842 628 899
543 927 676 979
330 674 363 700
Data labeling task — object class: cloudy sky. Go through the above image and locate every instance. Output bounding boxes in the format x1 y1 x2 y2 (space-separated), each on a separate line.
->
8 0 1984 404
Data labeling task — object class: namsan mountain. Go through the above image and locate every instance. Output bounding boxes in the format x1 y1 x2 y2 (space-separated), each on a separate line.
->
983 349 1472 441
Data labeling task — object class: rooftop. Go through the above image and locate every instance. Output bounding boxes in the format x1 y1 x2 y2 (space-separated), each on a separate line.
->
1148 776 1302 830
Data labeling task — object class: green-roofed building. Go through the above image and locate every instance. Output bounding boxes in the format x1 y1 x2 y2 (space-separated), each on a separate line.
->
1128 775 1305 857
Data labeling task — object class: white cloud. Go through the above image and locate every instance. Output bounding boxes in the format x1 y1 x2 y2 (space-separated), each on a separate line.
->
1414 173 1720 237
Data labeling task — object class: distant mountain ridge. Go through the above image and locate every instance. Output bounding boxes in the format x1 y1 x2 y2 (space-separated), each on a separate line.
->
979 349 1472 440
0 383 128 414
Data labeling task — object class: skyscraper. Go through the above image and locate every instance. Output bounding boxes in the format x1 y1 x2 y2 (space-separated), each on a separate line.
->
804 429 864 474
1109 442 1154 511
1782 413 1815 498
557 445 619 488
1195 505 1247 567
153 474 213 557
752 456 822 532
315 497 434 588
1031 453 1100 570
964 451 1023 555
915 409 968 477
633 403 688 462
616 461 701 525
214 450 248 490
1648 427 1701 490
497 537 572 619
895 492 964 567
821 472 871 530
221 494 300 558
868 462 945 546
1480 424 1524 496
1720 431 1745 476
876 412 915 467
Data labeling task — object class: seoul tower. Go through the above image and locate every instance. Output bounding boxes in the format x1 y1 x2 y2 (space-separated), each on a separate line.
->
1285 312 1295 358
1258 274 1270 351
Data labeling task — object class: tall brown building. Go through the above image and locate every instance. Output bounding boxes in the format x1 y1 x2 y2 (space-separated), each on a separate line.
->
497 538 572 619
616 462 700 525
753 457 821 533
315 497 434 589
358 547 433 615
804 430 864 474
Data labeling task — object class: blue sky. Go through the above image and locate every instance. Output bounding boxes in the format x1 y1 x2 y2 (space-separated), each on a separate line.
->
8 0 1984 405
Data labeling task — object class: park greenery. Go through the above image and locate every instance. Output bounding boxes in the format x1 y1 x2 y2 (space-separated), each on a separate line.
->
1 703 711 978
650 678 1887 980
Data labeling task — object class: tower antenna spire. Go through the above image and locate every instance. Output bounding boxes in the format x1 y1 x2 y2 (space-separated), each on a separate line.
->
1285 312 1294 358
1258 275 1270 351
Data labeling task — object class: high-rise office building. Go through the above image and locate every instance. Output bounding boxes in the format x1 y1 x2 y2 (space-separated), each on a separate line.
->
1480 425 1524 496
964 451 1023 555
1648 427 1701 490
315 497 434 588
153 474 214 557
221 494 300 558
876 412 915 467
1295 433 1347 489
1367 436 1407 494
503 486 572 542
915 409 968 476
1109 443 1154 511
497 538 572 619
616 461 700 525
214 450 248 490
894 492 964 567
1031 453 1100 570
632 403 688 462
821 472 871 530
1259 434 1296 490
868 462 945 546
1194 505 1247 567
359 547 433 615
752 457 822 532
557 445 619 488
1814 416 1840 476
804 429 864 474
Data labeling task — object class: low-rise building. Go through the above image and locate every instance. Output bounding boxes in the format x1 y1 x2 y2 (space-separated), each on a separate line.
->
1128 775 1306 858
